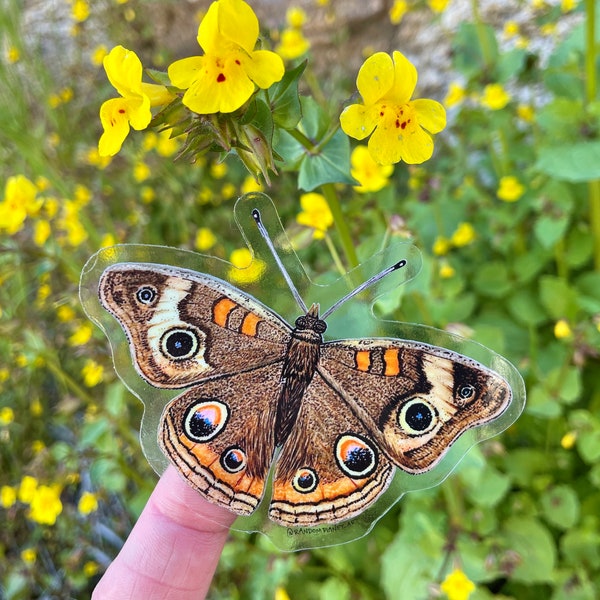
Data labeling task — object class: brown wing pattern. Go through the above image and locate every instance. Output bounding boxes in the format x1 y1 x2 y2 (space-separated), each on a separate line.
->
319 339 511 474
99 263 291 388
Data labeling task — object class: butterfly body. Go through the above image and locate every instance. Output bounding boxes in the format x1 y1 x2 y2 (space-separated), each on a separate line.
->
99 262 511 527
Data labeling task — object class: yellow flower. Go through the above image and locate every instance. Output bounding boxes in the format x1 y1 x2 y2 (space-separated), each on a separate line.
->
0 407 15 425
91 44 108 66
541 23 557 36
85 147 112 168
517 103 534 123
554 319 572 340
210 161 228 179
440 568 476 600
439 261 455 278
6 45 20 63
72 0 90 22
84 561 99 577
428 0 449 12
100 233 117 247
480 83 511 110
1 485 17 508
444 82 466 107
18 475 38 504
21 548 37 565
69 323 93 346
195 227 217 251
350 145 394 193
78 491 99 515
433 236 451 256
221 182 237 199
0 174 39 234
561 0 577 11
451 222 476 247
241 175 263 194
32 440 46 454
57 305 76 322
503 21 520 38
99 46 173 156
168 0 284 114
228 248 267 284
497 176 525 202
30 398 43 417
82 359 104 387
296 193 334 239
340 51 446 165
561 431 577 449
286 7 307 27
275 587 291 600
276 28 311 60
156 129 179 157
389 0 408 24
28 485 63 526
33 219 51 246
133 161 151 182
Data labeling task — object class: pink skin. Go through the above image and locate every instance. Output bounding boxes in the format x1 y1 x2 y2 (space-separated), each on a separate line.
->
92 466 235 600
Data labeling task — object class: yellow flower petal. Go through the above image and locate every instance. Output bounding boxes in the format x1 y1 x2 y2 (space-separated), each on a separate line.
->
356 52 395 105
340 104 378 140
242 50 285 89
386 51 417 105
412 98 446 133
198 0 258 55
168 56 205 90
98 98 132 156
103 45 144 98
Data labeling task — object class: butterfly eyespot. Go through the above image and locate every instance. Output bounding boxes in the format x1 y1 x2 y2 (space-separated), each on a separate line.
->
135 285 157 305
335 434 378 478
398 398 438 435
458 384 476 400
160 327 199 360
292 467 319 494
183 400 229 442
220 446 246 473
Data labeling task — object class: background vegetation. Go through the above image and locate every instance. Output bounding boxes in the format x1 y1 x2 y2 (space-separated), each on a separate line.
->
1 0 599 598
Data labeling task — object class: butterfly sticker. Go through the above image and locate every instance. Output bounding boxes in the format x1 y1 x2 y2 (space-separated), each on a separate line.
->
87 200 522 540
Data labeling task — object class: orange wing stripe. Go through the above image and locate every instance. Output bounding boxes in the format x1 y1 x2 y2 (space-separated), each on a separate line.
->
213 297 237 327
355 350 371 372
240 312 261 337
384 348 400 377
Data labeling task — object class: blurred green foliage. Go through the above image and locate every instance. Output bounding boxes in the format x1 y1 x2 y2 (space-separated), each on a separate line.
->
1 0 600 599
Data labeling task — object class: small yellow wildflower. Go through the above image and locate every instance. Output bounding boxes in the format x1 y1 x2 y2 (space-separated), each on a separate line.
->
84 561 99 577
451 222 476 247
554 319 572 340
503 21 520 38
228 248 267 284
276 28 311 60
561 431 577 449
30 398 43 417
389 0 408 24
275 587 291 600
286 7 307 27
37 283 51 304
480 83 511 110
57 305 76 322
69 323 93 346
444 82 466 108
351 145 394 193
195 227 217 251
100 233 117 247
32 440 46 454
241 175 263 194
6 45 20 63
133 161 151 182
439 261 455 279
82 360 104 387
85 147 112 168
340 51 446 165
91 44 108 66
0 406 15 425
221 182 237 199
433 236 451 256
168 0 284 114
541 23 557 37
18 475 38 504
428 0 449 13
561 0 577 11
28 485 63 526
72 0 90 22
33 219 51 246
497 176 525 202
440 568 476 600
78 491 99 515
516 36 530 49
140 186 155 203
21 548 37 565
1 485 17 508
296 193 334 239
0 174 39 235
156 129 179 157
517 103 534 123
0 368 8 383
210 161 228 179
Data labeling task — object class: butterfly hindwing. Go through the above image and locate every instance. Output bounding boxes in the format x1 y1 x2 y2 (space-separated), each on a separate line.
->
319 339 511 474
99 263 291 388
269 373 394 526
159 363 282 515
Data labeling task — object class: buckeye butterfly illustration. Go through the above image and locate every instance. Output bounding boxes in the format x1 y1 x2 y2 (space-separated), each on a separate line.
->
82 194 523 544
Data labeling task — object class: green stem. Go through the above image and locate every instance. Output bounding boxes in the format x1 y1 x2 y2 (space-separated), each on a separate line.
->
589 179 600 271
324 233 346 276
470 0 493 70
321 183 359 269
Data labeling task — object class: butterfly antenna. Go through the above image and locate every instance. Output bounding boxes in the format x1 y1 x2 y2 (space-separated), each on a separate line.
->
252 209 308 313
320 259 407 320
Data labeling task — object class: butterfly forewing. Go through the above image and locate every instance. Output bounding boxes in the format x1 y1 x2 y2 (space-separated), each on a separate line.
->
99 264 291 388
319 340 512 474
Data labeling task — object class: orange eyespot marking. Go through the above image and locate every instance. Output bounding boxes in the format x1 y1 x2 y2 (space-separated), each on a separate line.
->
355 350 371 372
213 298 236 327
240 312 261 337
384 348 400 377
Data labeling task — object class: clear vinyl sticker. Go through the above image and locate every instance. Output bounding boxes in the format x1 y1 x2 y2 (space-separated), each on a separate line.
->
80 192 525 551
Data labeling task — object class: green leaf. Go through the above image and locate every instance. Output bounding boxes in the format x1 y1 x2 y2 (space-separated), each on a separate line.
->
270 61 306 129
507 289 547 326
536 142 600 182
472 262 512 298
539 275 579 320
452 23 499 78
501 517 556 583
534 214 570 249
540 485 580 529
527 384 562 419
298 128 354 190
